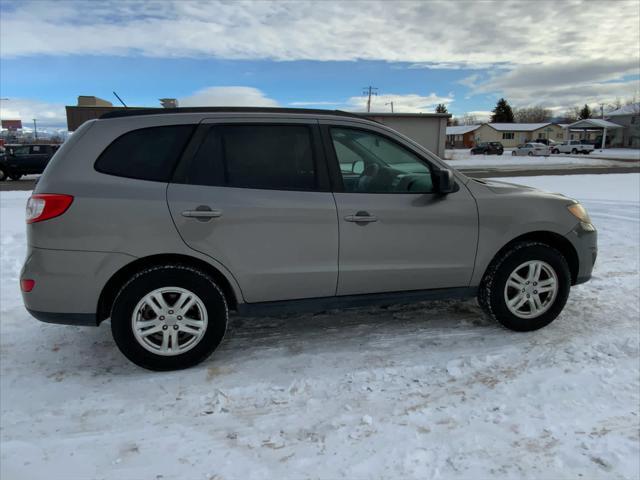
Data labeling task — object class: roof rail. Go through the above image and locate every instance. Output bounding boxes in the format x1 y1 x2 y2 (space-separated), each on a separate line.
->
99 106 367 120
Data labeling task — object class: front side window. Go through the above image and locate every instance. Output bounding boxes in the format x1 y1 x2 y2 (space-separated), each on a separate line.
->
330 127 433 193
12 146 30 156
182 125 316 191
95 125 195 182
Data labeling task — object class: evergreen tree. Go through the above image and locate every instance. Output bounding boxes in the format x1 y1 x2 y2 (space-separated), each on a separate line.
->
490 98 514 123
579 104 592 119
435 103 448 114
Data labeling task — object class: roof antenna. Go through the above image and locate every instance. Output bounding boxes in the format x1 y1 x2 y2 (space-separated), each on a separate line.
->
113 91 128 108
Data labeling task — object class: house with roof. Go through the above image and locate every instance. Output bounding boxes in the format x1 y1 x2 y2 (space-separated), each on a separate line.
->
473 123 566 148
605 103 640 148
445 124 481 148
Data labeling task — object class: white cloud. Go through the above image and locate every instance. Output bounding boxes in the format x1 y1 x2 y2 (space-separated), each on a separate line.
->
179 86 278 107
1 0 638 69
457 74 480 89
289 101 343 107
472 60 640 111
0 98 67 129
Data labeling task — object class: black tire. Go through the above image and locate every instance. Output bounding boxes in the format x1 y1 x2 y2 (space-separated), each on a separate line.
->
497 151 503 156
552 149 559 154
478 242 571 332
9 173 22 181
0 168 6 181
571 148 578 154
527 151 534 156
111 265 228 371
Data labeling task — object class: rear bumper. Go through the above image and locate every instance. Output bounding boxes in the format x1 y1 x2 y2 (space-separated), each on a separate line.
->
21 246 135 326
27 309 97 326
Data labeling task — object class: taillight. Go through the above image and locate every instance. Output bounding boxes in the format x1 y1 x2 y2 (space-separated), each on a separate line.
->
26 194 74 224
20 279 35 292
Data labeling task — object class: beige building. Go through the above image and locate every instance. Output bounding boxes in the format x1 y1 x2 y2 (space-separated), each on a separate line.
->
473 123 566 147
362 113 449 157
77 96 113 107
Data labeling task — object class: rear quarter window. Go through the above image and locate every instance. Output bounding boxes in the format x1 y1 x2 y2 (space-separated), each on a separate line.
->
95 125 195 182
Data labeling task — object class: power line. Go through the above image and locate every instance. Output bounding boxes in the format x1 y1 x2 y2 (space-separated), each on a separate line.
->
362 86 378 113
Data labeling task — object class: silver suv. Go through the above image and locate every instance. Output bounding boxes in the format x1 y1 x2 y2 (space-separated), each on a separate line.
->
21 108 597 370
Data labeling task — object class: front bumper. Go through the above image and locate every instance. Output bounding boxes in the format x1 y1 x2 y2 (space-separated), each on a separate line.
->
565 223 597 285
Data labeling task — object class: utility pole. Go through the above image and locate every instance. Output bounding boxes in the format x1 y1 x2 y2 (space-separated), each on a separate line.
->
600 103 605 119
362 86 378 113
33 119 38 140
385 101 394 113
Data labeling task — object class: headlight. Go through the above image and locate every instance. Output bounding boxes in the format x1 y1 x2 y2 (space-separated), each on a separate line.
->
567 203 591 223
567 203 595 230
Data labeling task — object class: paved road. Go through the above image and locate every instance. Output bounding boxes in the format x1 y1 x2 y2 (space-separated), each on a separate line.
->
1 164 639 191
0 178 39 191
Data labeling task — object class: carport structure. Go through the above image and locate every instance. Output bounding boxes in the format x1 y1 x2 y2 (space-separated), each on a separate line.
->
566 119 622 149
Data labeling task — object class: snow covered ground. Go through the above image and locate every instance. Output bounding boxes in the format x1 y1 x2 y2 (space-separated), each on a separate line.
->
589 148 640 160
1 175 639 479
445 149 639 169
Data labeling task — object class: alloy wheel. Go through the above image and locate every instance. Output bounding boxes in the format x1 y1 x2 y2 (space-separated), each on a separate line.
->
131 287 208 356
503 260 558 319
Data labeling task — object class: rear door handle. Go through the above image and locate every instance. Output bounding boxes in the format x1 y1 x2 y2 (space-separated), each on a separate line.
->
344 211 378 223
181 206 222 221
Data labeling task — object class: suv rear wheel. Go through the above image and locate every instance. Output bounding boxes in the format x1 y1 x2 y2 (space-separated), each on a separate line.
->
0 167 6 181
111 265 228 370
478 242 571 331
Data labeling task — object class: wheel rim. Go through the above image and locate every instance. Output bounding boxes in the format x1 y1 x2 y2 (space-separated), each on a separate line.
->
503 260 558 319
131 287 208 356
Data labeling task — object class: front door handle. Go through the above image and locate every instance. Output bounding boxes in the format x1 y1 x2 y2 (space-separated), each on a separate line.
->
181 206 222 221
344 211 378 223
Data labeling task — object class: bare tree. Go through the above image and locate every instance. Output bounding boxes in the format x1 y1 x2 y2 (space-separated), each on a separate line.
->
449 117 460 126
513 106 552 123
607 97 623 111
462 113 478 125
562 106 582 123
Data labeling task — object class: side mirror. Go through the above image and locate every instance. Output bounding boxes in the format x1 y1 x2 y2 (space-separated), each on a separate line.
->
434 168 458 194
352 160 364 174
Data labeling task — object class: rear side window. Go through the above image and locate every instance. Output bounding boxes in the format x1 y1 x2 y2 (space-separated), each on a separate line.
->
181 125 317 191
95 125 194 182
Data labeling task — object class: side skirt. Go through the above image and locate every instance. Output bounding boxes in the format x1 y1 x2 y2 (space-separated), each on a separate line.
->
236 287 477 317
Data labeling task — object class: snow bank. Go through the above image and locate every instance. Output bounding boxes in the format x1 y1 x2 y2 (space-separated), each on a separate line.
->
444 149 634 169
1 176 638 479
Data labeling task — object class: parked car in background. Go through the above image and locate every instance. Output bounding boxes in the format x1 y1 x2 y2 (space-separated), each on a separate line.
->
0 144 60 181
470 142 504 155
551 140 594 155
21 107 597 370
532 139 560 147
512 142 551 156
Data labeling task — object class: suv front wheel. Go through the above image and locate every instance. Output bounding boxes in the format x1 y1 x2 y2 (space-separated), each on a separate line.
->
478 242 571 331
111 265 228 370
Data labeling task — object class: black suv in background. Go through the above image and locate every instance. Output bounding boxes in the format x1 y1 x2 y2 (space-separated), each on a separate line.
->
0 144 60 181
470 142 504 155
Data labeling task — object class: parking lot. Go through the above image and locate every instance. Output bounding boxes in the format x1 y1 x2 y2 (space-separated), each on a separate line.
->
2 173 639 479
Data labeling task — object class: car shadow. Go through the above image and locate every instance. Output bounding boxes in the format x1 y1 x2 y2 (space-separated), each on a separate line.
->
5 299 515 378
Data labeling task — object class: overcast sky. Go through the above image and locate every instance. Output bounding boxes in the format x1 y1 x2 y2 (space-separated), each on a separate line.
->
1 0 639 129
